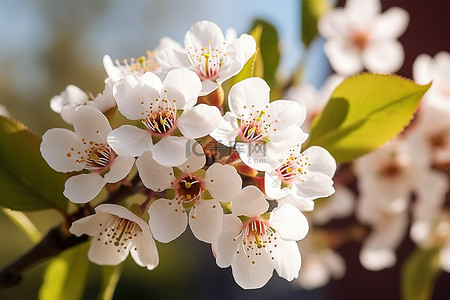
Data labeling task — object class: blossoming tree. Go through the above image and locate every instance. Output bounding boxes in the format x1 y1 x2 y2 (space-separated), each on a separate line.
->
0 1 448 299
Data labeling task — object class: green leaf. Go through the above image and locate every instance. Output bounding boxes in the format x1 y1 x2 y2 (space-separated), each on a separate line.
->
301 0 330 48
39 242 90 300
306 74 430 162
99 265 123 300
250 19 280 88
1 207 42 242
401 247 441 300
0 116 68 212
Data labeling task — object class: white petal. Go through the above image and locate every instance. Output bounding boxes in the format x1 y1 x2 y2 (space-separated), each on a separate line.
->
312 185 355 225
136 150 175 192
359 212 408 270
227 33 256 65
73 106 111 143
103 54 123 82
177 139 205 173
302 146 337 177
346 0 381 21
293 173 335 199
189 200 223 243
162 68 202 109
113 74 161 120
372 7 409 39
324 39 363 75
130 230 159 270
272 240 302 281
177 104 222 139
270 203 309 240
88 232 129 265
210 111 239 147
228 77 270 119
155 47 191 76
40 128 86 172
64 173 107 203
231 186 268 217
205 163 242 203
318 10 351 39
152 136 190 167
214 214 242 268
104 155 134 183
107 125 153 157
440 246 450 273
185 21 225 53
276 194 315 212
265 100 306 130
264 171 289 200
69 213 114 237
266 125 309 159
148 198 187 243
232 248 273 289
236 142 282 172
413 53 433 85
363 40 404 74
199 80 221 96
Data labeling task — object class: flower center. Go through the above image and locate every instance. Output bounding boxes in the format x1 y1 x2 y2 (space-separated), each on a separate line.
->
115 51 159 74
70 141 115 173
97 217 142 253
142 99 177 137
350 30 370 50
187 41 226 81
175 174 203 203
276 153 309 186
239 110 273 142
429 130 448 150
379 160 403 178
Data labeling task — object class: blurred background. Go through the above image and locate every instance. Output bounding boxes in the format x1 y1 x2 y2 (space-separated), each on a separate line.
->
0 0 449 299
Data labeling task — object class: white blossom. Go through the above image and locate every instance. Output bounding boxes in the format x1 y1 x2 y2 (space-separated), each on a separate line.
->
318 0 409 75
70 204 159 269
213 186 309 289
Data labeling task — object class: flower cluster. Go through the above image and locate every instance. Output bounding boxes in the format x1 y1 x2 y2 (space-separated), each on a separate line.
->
40 20 337 289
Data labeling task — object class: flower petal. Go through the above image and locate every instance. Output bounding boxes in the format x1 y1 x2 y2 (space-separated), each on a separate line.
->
107 125 153 157
270 203 309 240
40 128 86 172
185 20 225 53
205 163 242 203
152 136 190 167
162 68 202 109
189 200 223 243
64 173 107 203
265 100 306 130
232 248 273 289
130 230 159 270
103 155 135 183
136 150 175 192
148 198 187 243
228 77 270 119
372 7 409 39
210 111 239 147
88 232 129 265
293 173 335 199
214 214 243 268
69 212 114 237
113 74 161 120
103 54 123 82
264 171 289 200
272 240 302 281
231 186 268 217
236 142 282 172
324 39 363 75
177 139 205 173
302 146 337 177
363 40 404 74
177 104 222 139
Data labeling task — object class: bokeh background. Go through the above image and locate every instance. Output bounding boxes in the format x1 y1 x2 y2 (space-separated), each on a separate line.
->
0 0 449 299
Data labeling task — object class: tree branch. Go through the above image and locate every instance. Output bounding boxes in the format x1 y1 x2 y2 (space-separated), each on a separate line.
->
0 173 144 289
